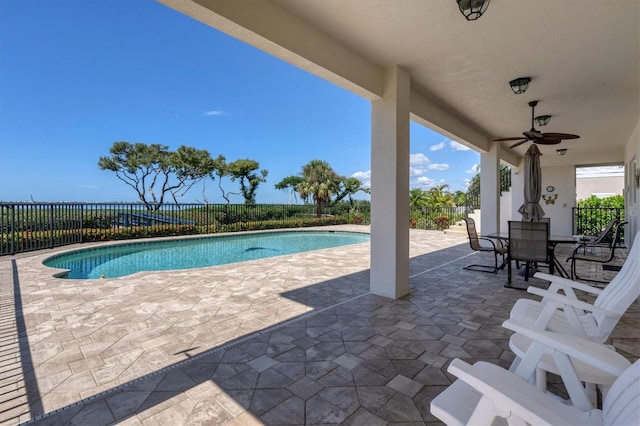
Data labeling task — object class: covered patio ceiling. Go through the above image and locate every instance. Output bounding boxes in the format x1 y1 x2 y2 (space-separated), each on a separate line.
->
160 0 639 168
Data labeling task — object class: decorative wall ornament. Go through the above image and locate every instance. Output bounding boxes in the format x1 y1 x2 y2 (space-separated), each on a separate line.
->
542 194 558 205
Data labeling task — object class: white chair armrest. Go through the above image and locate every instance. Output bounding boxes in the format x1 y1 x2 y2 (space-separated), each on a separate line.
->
526 287 617 318
503 319 630 376
441 359 581 425
532 272 603 295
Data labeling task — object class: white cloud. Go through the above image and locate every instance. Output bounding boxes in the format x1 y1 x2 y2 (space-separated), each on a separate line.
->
410 153 430 166
466 164 480 174
203 108 227 116
450 140 471 151
428 163 450 171
410 152 431 176
414 176 436 190
429 142 445 151
352 170 371 188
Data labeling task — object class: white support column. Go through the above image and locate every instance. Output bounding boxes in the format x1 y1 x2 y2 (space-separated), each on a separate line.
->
370 66 410 299
480 142 501 235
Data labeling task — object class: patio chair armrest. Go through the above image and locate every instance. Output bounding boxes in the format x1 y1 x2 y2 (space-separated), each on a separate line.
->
531 272 603 295
527 287 611 316
503 319 630 376
526 287 618 318
435 359 574 425
476 236 501 249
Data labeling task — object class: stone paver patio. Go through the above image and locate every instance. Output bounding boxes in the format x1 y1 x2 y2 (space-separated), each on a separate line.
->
1 225 637 425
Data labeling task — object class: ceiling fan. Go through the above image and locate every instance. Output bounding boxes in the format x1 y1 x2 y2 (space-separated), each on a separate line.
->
493 101 580 149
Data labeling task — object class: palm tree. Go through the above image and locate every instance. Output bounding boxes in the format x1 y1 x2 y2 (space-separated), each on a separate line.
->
409 188 428 207
453 190 467 207
298 160 340 217
426 184 456 208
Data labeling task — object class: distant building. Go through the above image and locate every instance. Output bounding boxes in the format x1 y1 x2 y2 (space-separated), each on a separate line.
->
576 166 624 201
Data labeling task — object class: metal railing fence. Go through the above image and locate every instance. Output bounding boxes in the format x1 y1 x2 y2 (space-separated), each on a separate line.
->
500 166 512 195
410 206 470 230
572 207 625 242
464 166 512 210
0 202 372 256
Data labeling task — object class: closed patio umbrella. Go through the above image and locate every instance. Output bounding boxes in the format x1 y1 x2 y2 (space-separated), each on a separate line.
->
518 144 545 221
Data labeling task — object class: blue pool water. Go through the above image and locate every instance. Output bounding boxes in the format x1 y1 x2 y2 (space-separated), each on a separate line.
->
43 231 370 279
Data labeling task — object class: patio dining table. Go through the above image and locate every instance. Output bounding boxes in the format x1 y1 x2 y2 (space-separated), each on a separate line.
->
487 232 577 279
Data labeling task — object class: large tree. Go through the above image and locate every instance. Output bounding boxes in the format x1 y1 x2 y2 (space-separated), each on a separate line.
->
331 177 370 207
276 161 368 214
98 141 215 210
297 160 340 217
227 159 268 206
275 175 304 204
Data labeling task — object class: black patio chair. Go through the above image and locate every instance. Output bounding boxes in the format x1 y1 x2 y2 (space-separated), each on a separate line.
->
507 220 549 289
462 217 508 273
568 221 628 283
578 217 620 248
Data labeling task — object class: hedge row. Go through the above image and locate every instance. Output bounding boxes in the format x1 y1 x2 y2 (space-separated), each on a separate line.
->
1 216 351 254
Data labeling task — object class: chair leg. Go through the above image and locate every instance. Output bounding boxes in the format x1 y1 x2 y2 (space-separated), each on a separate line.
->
497 253 508 271
464 251 500 273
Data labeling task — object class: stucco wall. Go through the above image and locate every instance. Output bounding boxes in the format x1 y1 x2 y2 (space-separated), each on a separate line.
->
539 166 576 235
576 176 624 201
624 120 640 247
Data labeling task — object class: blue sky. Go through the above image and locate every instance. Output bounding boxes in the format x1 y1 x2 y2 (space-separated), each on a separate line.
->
0 0 480 204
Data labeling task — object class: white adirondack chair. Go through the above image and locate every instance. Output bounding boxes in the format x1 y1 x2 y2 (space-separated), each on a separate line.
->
510 231 639 343
430 358 639 426
507 232 639 404
503 319 630 411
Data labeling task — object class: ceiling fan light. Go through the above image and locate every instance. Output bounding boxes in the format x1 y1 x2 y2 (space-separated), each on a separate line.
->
456 0 490 21
535 115 551 126
556 148 568 156
509 77 531 94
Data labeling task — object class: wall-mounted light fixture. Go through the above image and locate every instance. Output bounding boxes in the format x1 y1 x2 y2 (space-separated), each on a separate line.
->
509 77 531 94
535 115 551 126
556 148 568 156
456 0 490 21
635 169 640 188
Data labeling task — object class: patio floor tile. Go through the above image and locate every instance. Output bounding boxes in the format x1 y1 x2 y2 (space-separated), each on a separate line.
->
1 225 637 425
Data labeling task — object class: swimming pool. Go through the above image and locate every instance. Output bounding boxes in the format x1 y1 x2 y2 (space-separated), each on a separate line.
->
43 231 370 279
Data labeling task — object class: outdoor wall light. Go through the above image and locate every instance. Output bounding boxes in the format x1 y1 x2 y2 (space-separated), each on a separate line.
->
456 0 490 21
509 77 531 94
556 148 568 156
535 115 551 126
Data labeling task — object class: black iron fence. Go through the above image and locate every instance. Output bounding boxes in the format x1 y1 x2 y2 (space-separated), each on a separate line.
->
0 201 479 256
464 166 512 210
0 202 372 256
410 206 470 230
572 207 625 241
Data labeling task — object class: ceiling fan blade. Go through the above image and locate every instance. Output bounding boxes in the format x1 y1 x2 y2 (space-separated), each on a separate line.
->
542 132 580 140
523 130 543 139
493 137 527 142
534 138 563 145
510 140 529 148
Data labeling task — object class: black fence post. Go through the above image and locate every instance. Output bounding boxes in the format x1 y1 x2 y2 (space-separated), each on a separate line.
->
10 205 15 255
49 204 54 249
